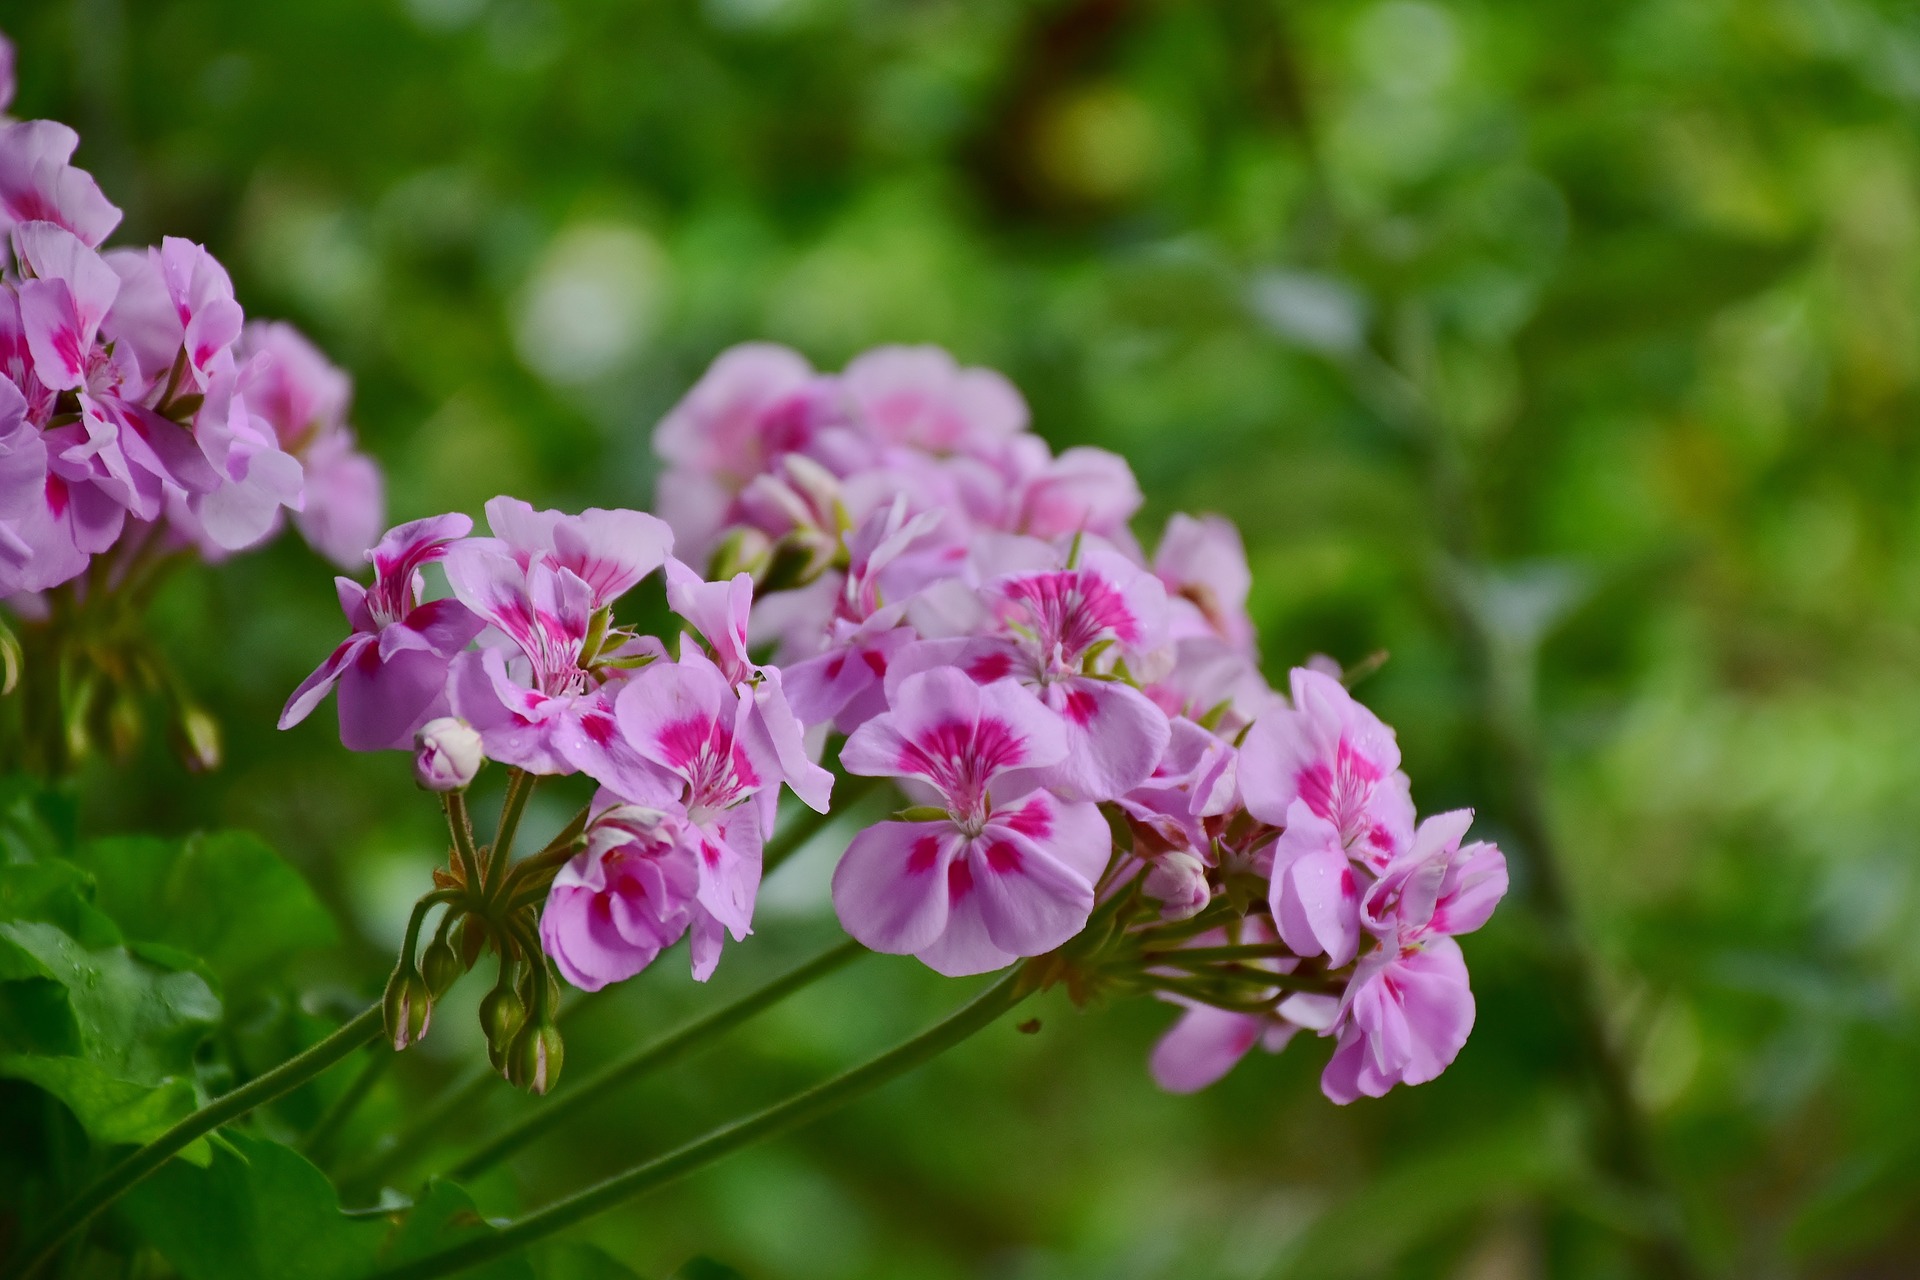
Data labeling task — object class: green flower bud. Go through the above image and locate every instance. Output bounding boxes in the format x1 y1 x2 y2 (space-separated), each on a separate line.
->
506 1018 564 1095
382 964 433 1050
479 981 526 1071
422 934 463 995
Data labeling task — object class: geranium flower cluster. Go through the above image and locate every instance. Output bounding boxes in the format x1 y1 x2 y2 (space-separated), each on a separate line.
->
286 342 1508 1105
0 34 381 599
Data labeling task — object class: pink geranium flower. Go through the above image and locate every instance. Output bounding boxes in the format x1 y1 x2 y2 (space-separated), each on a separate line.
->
235 320 384 567
831 668 1110 976
443 523 665 795
904 545 1172 802
613 654 769 979
782 499 959 735
1155 513 1256 651
1239 666 1414 870
663 556 833 823
0 119 121 248
840 344 1027 456
279 514 485 750
1319 810 1507 1103
541 802 700 992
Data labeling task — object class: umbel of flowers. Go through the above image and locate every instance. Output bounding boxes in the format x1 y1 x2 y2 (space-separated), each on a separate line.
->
285 342 1509 1105
0 31 382 772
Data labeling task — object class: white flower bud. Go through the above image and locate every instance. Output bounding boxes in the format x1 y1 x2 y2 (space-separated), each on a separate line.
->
413 717 483 791
1144 850 1211 921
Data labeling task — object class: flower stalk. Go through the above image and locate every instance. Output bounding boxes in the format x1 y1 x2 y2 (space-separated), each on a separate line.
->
366 970 1026 1280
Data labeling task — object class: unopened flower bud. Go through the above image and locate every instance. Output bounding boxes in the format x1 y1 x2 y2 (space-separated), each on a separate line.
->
413 717 483 792
709 526 772 582
1144 850 1211 921
422 935 463 995
506 1018 564 1094
383 964 434 1050
480 982 525 1070
171 703 222 772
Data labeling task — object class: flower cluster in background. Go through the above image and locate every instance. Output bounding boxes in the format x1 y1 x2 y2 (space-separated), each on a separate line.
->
285 341 1509 1105
0 33 381 601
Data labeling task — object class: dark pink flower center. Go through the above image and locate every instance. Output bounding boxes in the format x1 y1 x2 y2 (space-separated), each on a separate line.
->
1296 738 1385 848
897 715 1028 830
996 569 1137 678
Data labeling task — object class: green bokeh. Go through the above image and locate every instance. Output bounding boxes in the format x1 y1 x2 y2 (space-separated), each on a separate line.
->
4 0 1918 1274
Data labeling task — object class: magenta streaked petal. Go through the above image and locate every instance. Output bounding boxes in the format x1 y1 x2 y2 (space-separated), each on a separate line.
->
0 122 122 247
664 557 754 683
369 512 473 578
277 632 371 730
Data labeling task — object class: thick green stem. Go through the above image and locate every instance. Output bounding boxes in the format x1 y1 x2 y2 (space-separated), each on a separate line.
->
13 1004 383 1278
365 971 1026 1280
449 938 867 1181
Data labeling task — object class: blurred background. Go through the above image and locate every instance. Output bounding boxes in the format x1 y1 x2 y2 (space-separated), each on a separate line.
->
5 0 1918 1275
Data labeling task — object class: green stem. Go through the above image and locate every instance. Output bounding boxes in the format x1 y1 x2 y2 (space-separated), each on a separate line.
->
13 1004 384 1278
365 970 1026 1280
443 792 482 892
486 769 535 897
762 775 881 875
302 1047 393 1170
1135 942 1296 966
449 938 867 1182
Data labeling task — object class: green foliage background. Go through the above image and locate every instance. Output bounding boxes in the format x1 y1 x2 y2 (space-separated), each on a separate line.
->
3 0 1918 1275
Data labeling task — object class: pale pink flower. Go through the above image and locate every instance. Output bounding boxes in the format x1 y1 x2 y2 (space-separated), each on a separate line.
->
541 802 701 991
480 495 672 610
280 514 485 750
652 342 850 559
840 345 1027 456
782 499 960 734
1155 513 1255 651
900 546 1172 802
1238 667 1414 870
1318 810 1506 1103
235 320 384 567
663 556 833 822
443 537 661 794
831 668 1110 976
613 654 768 979
0 120 121 248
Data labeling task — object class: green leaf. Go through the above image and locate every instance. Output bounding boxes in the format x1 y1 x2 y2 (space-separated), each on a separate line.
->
0 773 76 863
670 1259 749 1280
122 1137 532 1280
0 920 220 1149
71 831 338 994
119 1131 384 1280
0 860 120 948
381 1179 534 1280
544 1243 649 1280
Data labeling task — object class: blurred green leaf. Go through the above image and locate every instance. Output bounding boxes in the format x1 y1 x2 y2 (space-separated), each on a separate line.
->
70 831 338 994
382 1179 535 1280
0 919 219 1149
119 1130 383 1280
545 1242 650 1279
